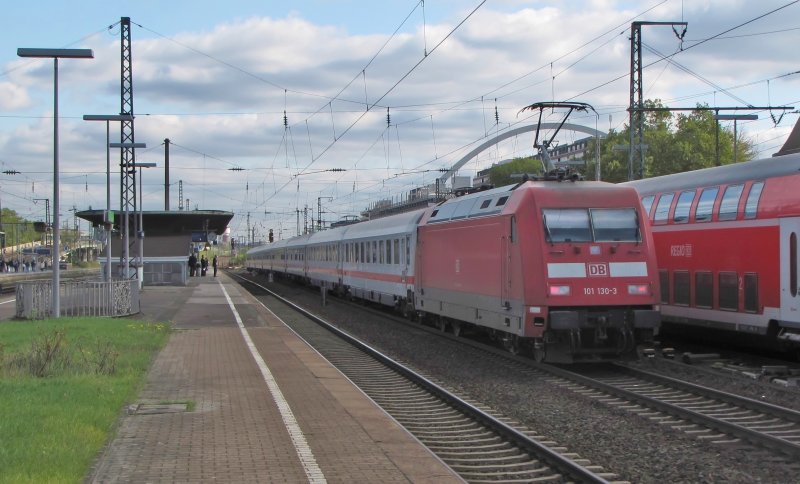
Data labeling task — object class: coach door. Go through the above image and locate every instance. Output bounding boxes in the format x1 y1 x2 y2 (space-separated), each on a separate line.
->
779 218 800 324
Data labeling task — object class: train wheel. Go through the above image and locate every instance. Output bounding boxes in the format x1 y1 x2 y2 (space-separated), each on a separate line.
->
436 316 447 332
503 334 521 355
532 339 546 362
451 322 462 338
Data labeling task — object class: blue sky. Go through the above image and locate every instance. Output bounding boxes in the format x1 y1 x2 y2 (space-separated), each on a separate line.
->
1 0 798 241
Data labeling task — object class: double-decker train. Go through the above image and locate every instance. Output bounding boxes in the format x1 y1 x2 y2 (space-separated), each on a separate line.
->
624 133 800 355
246 179 661 363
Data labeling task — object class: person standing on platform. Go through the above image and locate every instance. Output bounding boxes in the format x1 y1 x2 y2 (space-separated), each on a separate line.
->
212 255 218 277
188 253 197 277
201 255 208 276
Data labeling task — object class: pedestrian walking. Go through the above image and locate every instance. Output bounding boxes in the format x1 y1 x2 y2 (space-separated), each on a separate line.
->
212 255 218 277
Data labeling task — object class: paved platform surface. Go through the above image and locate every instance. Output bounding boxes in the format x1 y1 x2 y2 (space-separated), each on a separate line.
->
87 272 462 483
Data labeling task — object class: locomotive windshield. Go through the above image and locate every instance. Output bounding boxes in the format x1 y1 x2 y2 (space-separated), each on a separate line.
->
543 208 640 243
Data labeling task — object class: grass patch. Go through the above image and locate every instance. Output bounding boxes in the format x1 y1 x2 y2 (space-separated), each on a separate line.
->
0 318 170 483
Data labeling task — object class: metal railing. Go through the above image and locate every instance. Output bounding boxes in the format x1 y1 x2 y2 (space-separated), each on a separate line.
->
15 279 140 319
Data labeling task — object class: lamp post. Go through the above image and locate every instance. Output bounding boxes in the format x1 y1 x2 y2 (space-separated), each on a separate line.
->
110 142 146 281
713 114 758 164
18 47 94 318
131 162 156 287
83 114 134 283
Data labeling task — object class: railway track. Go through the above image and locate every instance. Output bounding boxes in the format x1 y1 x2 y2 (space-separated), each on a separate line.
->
234 273 622 483
236 271 800 467
546 364 800 460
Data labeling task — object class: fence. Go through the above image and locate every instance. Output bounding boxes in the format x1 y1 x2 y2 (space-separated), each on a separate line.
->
15 279 140 319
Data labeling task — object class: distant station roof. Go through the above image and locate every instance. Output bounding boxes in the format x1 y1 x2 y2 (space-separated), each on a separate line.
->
76 210 234 236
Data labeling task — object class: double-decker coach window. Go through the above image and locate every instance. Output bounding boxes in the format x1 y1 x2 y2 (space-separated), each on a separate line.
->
718 184 744 221
744 181 764 219
590 208 640 242
694 187 719 222
673 191 695 223
654 193 674 222
719 272 739 310
641 196 655 219
542 209 592 242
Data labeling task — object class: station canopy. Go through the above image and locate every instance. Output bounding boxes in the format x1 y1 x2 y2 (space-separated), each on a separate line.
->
76 209 233 237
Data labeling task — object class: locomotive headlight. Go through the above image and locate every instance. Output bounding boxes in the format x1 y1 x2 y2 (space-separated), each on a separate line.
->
627 283 650 295
549 284 571 296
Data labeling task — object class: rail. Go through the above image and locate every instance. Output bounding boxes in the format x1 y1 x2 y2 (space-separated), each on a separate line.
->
15 279 140 319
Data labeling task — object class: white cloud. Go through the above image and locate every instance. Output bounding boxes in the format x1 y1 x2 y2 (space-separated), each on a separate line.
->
1 1 798 238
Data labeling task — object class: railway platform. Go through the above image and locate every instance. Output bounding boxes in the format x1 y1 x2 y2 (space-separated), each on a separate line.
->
87 272 461 483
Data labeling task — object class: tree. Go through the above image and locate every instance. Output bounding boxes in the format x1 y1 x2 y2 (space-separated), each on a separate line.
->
487 156 543 186
585 100 756 182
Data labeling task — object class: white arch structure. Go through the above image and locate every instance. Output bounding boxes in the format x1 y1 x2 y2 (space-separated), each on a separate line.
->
438 123 606 184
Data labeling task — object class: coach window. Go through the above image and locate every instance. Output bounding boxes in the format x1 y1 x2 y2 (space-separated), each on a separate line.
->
379 240 385 264
719 272 739 310
641 195 655 220
718 184 744 221
386 239 392 264
393 239 400 264
744 273 758 313
695 271 713 309
694 187 719 222
673 271 690 306
673 191 695 223
372 240 378 263
744 181 764 219
653 193 674 223
659 270 669 304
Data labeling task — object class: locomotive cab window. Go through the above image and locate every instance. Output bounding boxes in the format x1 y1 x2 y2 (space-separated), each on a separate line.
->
590 208 640 242
542 209 592 242
543 208 640 243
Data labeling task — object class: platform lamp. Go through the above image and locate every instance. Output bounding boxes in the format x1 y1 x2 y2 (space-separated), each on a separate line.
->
17 48 94 318
83 114 134 284
109 142 146 282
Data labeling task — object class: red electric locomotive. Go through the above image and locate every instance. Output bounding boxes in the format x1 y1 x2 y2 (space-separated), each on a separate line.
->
625 127 800 355
414 180 661 362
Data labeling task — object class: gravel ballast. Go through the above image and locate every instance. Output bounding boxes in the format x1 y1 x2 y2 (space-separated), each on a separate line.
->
252 275 800 483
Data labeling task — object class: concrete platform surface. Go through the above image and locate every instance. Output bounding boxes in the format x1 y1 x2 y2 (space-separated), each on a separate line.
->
86 273 462 483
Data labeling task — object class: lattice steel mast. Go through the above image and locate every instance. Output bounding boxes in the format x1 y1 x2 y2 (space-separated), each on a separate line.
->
119 16 137 278
628 21 686 180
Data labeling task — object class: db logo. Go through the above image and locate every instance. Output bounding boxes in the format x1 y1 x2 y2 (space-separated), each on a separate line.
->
587 263 609 277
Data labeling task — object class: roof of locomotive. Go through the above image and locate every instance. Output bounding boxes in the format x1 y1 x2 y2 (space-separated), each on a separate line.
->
623 152 800 196
420 180 637 225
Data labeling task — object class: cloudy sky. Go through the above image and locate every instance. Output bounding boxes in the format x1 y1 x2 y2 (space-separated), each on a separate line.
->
1 0 798 242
